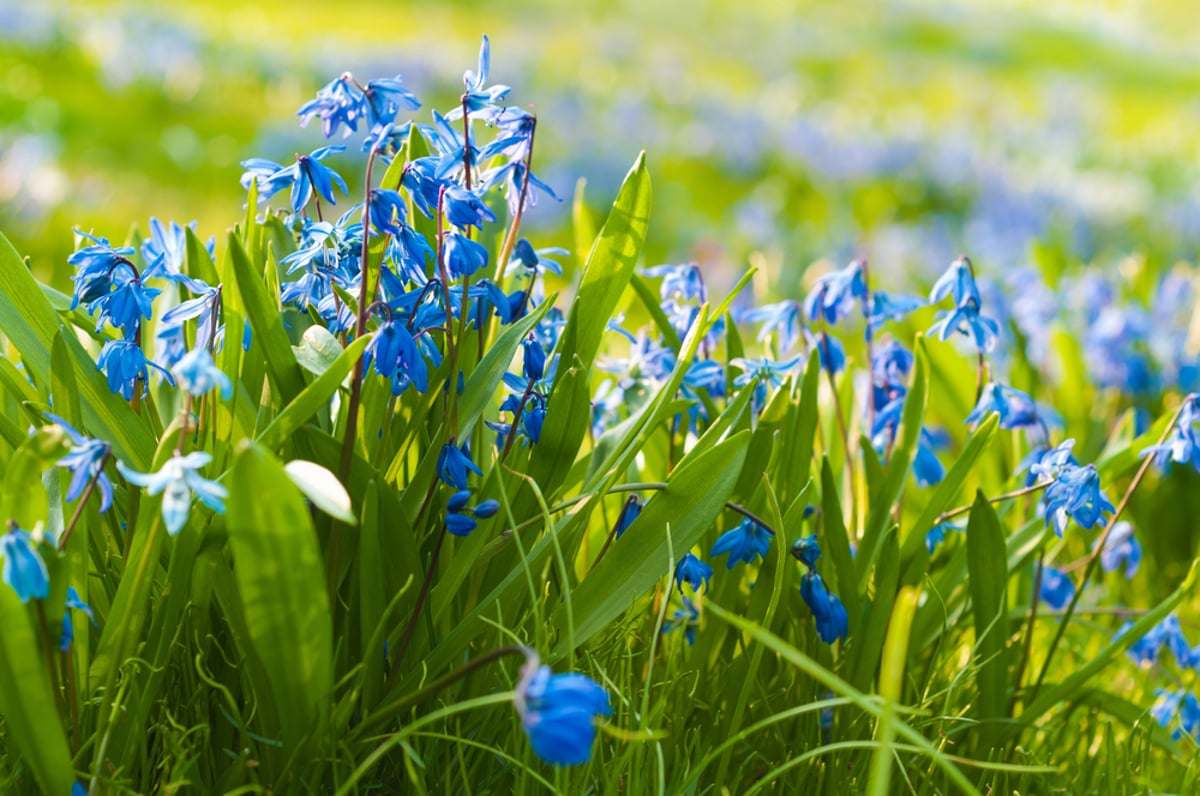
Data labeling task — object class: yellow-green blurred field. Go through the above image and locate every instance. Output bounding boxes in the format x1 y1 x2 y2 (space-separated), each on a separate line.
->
4 0 1200 290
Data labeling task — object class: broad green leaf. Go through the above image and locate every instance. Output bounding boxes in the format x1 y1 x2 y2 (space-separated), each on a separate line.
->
966 491 1010 752
255 334 369 451
0 586 75 795
552 153 651 390
572 176 598 275
228 231 306 406
227 441 333 762
848 528 899 693
551 430 751 656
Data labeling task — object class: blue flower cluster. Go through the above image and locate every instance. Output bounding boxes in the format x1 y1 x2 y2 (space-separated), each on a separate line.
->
514 655 612 766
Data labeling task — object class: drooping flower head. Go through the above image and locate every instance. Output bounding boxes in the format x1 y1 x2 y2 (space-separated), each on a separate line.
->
800 570 848 644
710 517 772 569
173 348 233 400
514 655 612 766
674 552 713 594
47 414 114 513
0 526 49 603
117 452 227 536
1038 566 1075 610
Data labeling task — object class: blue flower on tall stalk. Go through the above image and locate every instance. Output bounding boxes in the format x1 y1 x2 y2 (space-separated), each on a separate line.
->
59 586 95 652
443 186 497 231
928 301 1001 353
173 348 232 400
1038 566 1074 609
445 489 500 536
739 300 803 353
803 259 865 325
366 188 408 238
365 321 429 395
1098 521 1141 579
448 35 511 120
97 338 174 401
1152 689 1200 740
240 146 348 214
437 441 483 489
791 533 821 567
929 255 981 308
514 656 612 766
965 382 1042 430
1041 463 1115 537
1140 394 1200 472
47 414 114 512
443 232 490 279
67 230 137 309
0 526 49 603
141 218 213 290
1020 439 1078 486
117 452 227 536
510 240 567 278
643 263 706 303
800 571 848 643
89 271 160 335
613 495 643 540
866 291 924 332
674 553 713 594
710 517 772 568
664 597 700 645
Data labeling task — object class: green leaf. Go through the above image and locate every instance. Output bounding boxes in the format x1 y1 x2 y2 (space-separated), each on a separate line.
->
552 153 651 390
551 430 751 657
821 457 860 621
0 426 68 530
228 231 307 406
0 586 75 795
227 441 333 761
966 490 1010 752
255 334 369 451
293 324 346 378
848 528 899 693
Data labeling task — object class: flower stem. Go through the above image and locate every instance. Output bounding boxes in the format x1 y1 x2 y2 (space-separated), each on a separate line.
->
932 480 1053 526
1030 396 1192 699
495 115 538 285
57 449 112 554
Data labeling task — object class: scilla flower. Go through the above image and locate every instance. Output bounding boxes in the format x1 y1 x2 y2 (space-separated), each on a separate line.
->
0 525 49 603
97 337 174 401
118 452 227 536
48 414 114 513
173 348 233 400
1038 566 1075 610
437 441 482 489
514 654 612 766
613 495 643 540
1041 463 1114 536
710 517 772 568
800 570 848 644
674 553 713 594
445 489 500 536
1098 521 1141 579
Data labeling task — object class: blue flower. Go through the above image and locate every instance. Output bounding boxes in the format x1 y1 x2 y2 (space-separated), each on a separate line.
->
800 571 848 644
614 495 643 540
242 146 348 214
0 528 48 603
643 263 706 303
480 159 559 216
365 322 428 395
366 188 408 238
871 338 913 389
1098 521 1141 579
928 302 1001 353
117 452 227 536
791 533 821 567
172 348 232 400
514 658 612 766
437 442 482 489
88 270 160 335
141 218 213 291
67 230 136 309
867 291 924 333
803 260 865 325
913 433 946 487
664 597 700 645
1140 395 1200 472
298 75 367 139
510 240 567 277
1019 439 1078 486
674 553 713 594
739 300 803 353
710 517 772 568
929 255 981 308
805 330 846 375
1038 566 1074 610
925 521 963 553
965 383 1042 430
445 490 499 536
448 36 511 121
47 414 114 513
1152 689 1200 740
1042 464 1115 536
59 586 95 652
443 186 497 231
97 338 174 401
443 233 490 279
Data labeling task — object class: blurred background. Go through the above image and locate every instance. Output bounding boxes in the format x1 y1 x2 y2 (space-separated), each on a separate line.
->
3 0 1200 293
